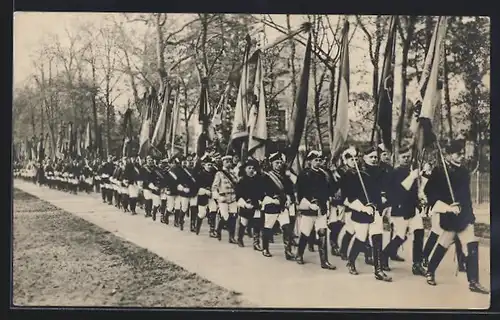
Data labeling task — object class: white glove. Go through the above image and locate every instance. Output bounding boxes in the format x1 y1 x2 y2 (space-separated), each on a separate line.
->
363 205 375 216
245 202 254 209
177 185 184 192
381 195 388 204
409 169 420 179
450 202 461 215
183 187 190 193
310 203 320 211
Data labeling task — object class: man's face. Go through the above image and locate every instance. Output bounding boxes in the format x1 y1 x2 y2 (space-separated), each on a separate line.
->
345 155 358 169
223 159 232 169
380 151 391 163
271 159 283 171
448 150 465 166
232 156 239 165
202 162 212 172
245 165 257 177
147 158 153 166
398 152 411 167
310 157 321 169
363 151 379 167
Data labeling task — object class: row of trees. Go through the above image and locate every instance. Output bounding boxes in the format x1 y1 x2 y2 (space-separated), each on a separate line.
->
13 14 490 170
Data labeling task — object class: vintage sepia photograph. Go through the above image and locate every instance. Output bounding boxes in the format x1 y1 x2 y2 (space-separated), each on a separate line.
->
12 12 490 309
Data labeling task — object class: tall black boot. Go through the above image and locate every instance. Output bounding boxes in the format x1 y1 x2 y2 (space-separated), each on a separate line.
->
340 231 354 261
365 239 374 265
214 218 225 240
282 224 294 260
237 222 246 247
347 238 365 275
412 229 426 276
208 212 216 236
195 216 203 235
228 214 237 244
328 221 344 256
308 228 316 252
152 206 159 221
262 228 272 257
295 234 308 264
466 242 489 294
144 199 153 217
179 211 186 230
422 231 439 267
455 238 467 272
381 235 405 271
190 207 198 232
114 191 121 208
373 234 392 282
160 200 167 223
129 198 137 214
425 244 448 286
106 190 113 204
174 210 180 227
319 231 336 270
253 225 263 251
122 194 130 212
101 189 106 202
164 210 172 225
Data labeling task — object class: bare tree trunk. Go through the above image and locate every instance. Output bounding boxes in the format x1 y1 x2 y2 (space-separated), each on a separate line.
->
286 15 298 107
327 66 336 150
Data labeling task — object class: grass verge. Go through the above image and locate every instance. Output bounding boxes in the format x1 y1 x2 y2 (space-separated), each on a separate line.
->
13 188 249 308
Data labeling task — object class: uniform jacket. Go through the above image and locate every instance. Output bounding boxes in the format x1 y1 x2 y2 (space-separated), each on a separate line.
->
424 163 475 232
211 169 238 203
387 166 419 219
195 167 217 206
261 169 294 214
296 167 331 216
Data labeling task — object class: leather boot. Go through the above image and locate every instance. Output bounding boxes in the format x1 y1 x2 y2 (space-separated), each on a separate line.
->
237 222 246 247
365 240 374 266
144 200 153 218
189 207 197 232
308 229 316 252
262 228 272 257
347 238 365 275
466 242 489 294
426 244 448 286
340 231 353 261
373 234 392 282
282 225 294 261
253 226 263 251
174 210 180 227
122 195 129 212
179 211 186 230
319 233 336 270
295 234 308 264
195 216 203 235
164 211 171 225
228 214 237 244
212 218 224 240
455 239 467 272
207 212 216 235
129 198 137 215
152 206 158 221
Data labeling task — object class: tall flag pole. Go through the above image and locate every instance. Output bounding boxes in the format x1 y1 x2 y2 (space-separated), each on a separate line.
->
374 16 398 151
196 77 210 157
247 50 268 161
410 16 449 162
170 91 181 156
286 27 312 168
330 20 350 160
228 35 253 155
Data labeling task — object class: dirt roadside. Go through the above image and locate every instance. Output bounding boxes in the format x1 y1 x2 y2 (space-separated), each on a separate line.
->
12 188 251 308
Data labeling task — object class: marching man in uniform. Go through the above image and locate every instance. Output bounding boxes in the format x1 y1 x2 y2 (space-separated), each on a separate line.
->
141 156 161 220
169 155 199 231
235 158 263 249
194 154 218 235
211 155 239 243
122 156 139 214
381 144 427 276
341 145 391 281
295 150 336 270
423 140 488 294
260 152 295 259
